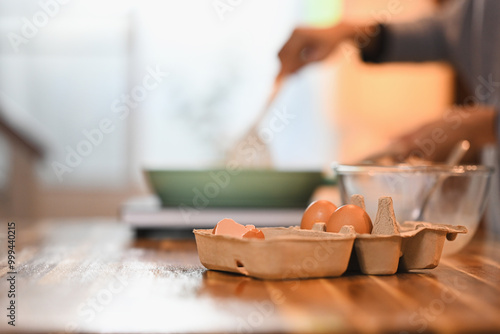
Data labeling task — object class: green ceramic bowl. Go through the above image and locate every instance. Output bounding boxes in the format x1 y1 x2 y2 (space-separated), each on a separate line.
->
145 169 325 208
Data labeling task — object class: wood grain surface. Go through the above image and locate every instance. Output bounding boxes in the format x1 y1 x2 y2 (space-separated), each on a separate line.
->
0 220 499 333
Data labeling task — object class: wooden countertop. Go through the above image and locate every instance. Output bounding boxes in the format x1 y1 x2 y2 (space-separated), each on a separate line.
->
1 219 500 333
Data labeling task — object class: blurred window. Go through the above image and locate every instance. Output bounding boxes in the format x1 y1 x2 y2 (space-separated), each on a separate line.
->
0 0 341 189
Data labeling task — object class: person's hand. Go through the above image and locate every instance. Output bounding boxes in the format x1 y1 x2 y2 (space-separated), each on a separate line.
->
362 106 497 164
278 23 359 78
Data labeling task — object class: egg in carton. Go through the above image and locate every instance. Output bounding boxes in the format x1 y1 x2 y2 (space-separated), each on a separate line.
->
193 195 466 279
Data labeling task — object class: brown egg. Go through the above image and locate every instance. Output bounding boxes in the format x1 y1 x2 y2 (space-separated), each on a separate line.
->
300 200 338 229
326 204 373 234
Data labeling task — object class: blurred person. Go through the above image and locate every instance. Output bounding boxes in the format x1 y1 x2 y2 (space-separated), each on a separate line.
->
278 0 499 164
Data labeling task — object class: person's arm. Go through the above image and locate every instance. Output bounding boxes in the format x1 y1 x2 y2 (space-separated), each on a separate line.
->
277 17 447 77
277 22 374 77
278 1 467 75
364 105 497 163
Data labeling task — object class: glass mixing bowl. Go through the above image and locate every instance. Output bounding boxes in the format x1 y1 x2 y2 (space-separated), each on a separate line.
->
333 164 493 254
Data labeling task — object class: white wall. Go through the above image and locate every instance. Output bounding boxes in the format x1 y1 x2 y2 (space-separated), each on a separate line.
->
0 0 453 218
0 0 342 194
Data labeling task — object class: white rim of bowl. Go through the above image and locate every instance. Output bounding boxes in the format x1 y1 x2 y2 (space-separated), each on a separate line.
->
332 163 494 175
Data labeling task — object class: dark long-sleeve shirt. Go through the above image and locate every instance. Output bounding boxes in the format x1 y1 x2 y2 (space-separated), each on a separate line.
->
361 0 500 110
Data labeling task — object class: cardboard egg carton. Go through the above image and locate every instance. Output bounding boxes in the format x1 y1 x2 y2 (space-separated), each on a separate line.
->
193 196 466 279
